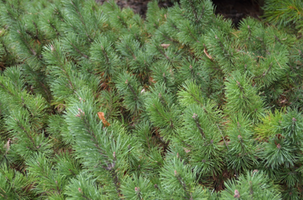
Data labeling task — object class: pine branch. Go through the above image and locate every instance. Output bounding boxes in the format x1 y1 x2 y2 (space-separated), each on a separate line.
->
16 120 37 150
125 80 138 101
69 42 89 59
192 113 205 139
70 1 94 43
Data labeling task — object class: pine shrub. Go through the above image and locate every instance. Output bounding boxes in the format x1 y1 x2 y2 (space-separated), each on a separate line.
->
0 0 303 199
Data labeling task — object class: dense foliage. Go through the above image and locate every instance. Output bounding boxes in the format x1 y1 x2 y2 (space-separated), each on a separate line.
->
0 0 303 199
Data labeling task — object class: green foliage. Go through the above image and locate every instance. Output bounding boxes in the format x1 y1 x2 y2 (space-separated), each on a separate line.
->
0 0 302 199
263 0 303 33
0 164 35 199
226 113 259 173
224 71 264 121
220 171 281 199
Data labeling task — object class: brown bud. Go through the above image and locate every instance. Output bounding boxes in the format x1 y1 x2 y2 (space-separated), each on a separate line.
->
234 189 240 198
277 143 281 149
3 138 11 154
160 44 170 49
183 148 190 153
